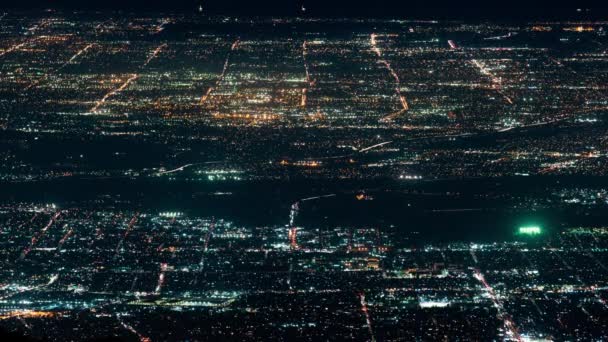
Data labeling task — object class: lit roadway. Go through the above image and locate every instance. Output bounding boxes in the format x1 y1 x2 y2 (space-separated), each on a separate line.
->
24 43 96 91
20 211 62 260
473 270 522 341
370 33 409 121
90 43 167 113
448 40 514 105
200 39 240 106
90 74 139 113
359 292 376 342
301 40 315 108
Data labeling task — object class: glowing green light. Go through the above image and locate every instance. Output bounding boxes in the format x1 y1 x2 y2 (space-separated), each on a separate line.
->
519 226 541 235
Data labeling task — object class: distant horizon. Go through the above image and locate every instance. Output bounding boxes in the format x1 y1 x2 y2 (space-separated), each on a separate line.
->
1 1 607 21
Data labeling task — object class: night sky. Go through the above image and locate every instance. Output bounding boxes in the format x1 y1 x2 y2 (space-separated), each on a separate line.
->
1 0 606 20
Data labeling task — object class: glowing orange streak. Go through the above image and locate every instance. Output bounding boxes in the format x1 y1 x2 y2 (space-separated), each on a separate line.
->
399 94 409 110
289 227 298 249
142 43 167 67
0 311 56 320
0 37 38 58
200 39 239 105
199 86 214 105
68 43 95 63
154 19 170 34
498 89 513 104
300 88 307 107
370 33 382 57
91 74 139 113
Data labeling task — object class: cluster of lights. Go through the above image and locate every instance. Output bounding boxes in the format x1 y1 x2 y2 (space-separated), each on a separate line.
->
519 226 542 235
399 175 422 180
159 212 183 218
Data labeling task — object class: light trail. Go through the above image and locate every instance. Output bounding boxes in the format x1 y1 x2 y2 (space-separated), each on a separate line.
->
288 227 298 250
370 33 382 57
114 212 139 258
154 19 170 34
157 161 223 175
24 20 47 35
370 33 409 120
302 41 313 86
300 88 307 107
19 211 62 260
0 37 39 58
142 43 167 67
359 141 392 152
157 163 194 175
25 43 96 91
118 315 151 342
301 194 336 202
471 58 512 102
67 43 95 63
473 270 522 342
288 194 337 226
301 40 315 108
484 32 515 40
56 228 73 251
93 20 113 34
200 39 240 105
155 262 168 294
287 194 335 246
358 292 376 342
90 74 139 113
496 117 570 132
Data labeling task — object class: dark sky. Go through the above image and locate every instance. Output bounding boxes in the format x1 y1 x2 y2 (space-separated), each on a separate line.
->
1 0 606 20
